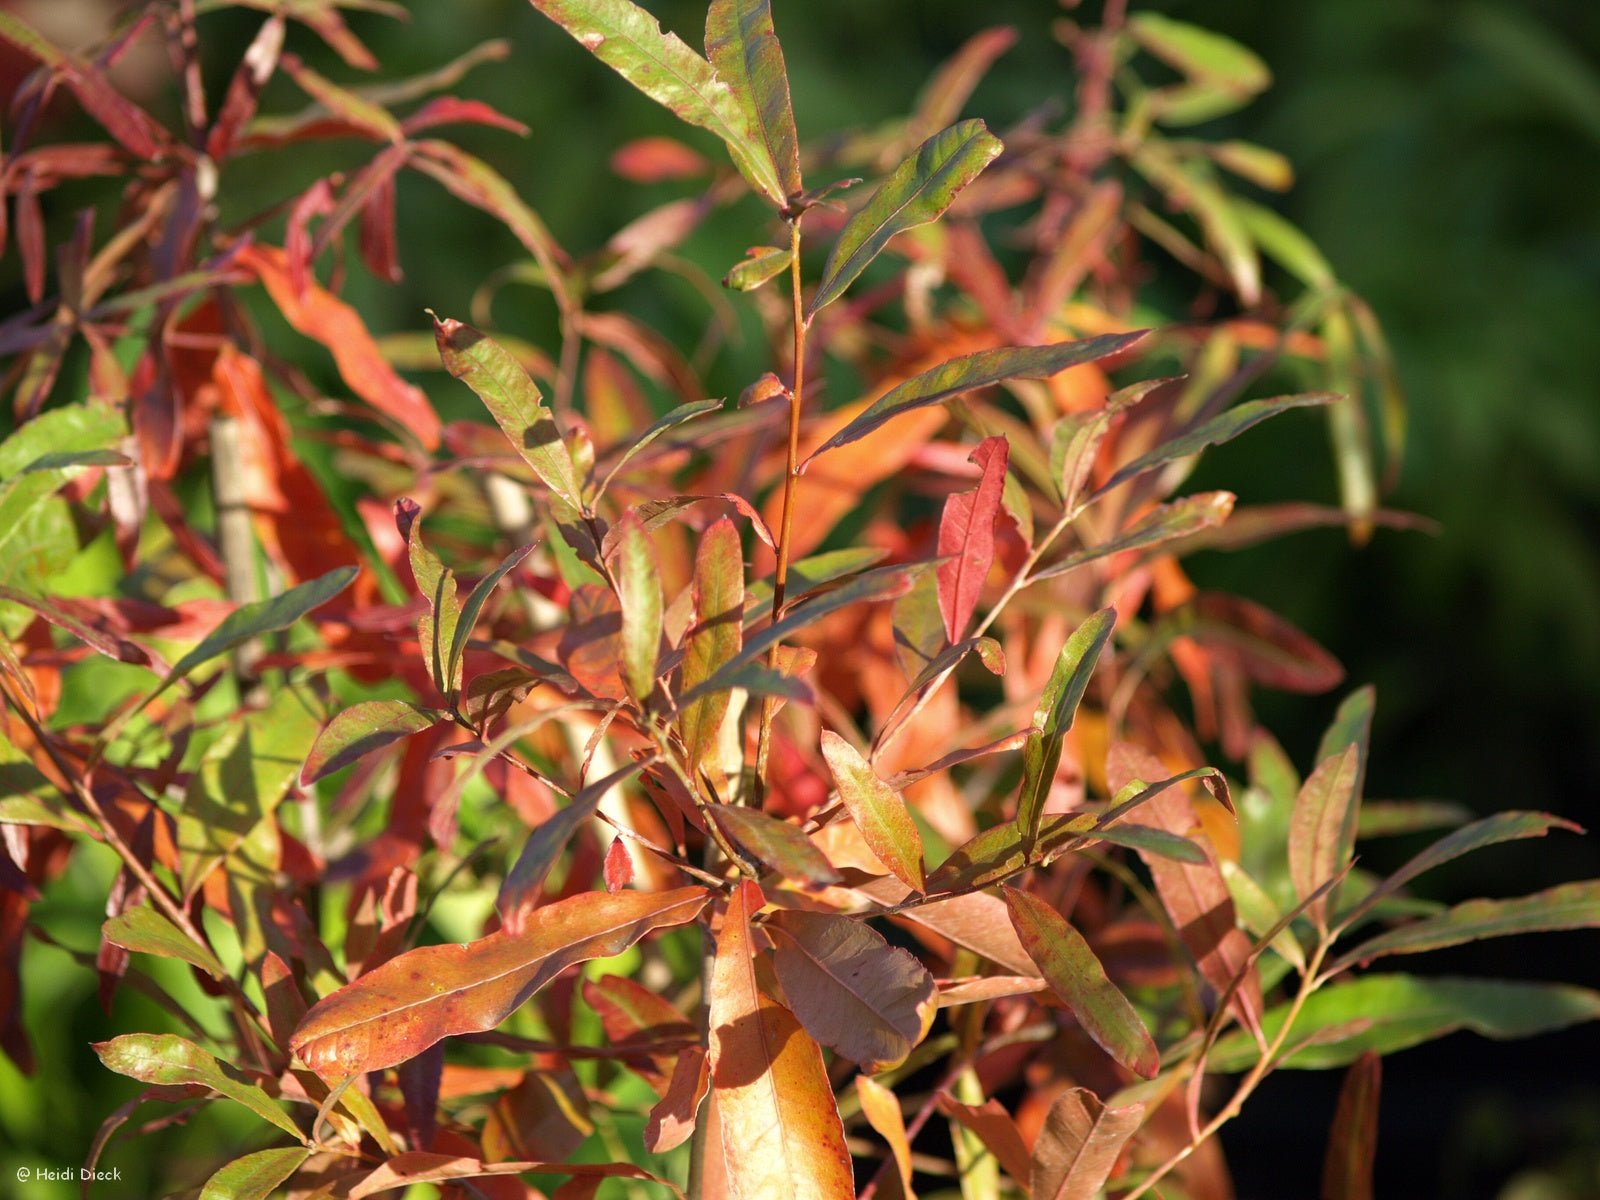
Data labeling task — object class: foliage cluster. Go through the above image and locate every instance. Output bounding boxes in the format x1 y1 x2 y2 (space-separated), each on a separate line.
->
0 1 1596 1197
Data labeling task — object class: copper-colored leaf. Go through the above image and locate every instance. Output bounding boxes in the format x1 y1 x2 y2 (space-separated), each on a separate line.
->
614 512 662 703
645 1044 708 1152
1288 745 1360 929
291 888 710 1078
708 882 853 1199
1031 1087 1144 1200
937 436 1009 643
821 730 925 892
1186 592 1344 693
767 909 935 1072
857 1074 916 1200
936 1095 1032 1188
1003 887 1158 1079
1321 1052 1380 1200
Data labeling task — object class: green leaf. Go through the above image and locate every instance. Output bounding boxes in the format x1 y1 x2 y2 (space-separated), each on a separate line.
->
806 333 1145 462
1341 811 1582 930
498 760 649 928
0 401 122 482
301 700 439 786
102 906 228 980
1093 393 1334 498
1330 882 1600 974
1090 823 1207 864
709 805 840 887
1127 13 1270 125
614 513 663 704
1003 886 1158 1078
680 518 744 774
451 543 535 692
705 0 801 202
743 546 888 620
597 399 723 496
527 0 783 204
1287 744 1360 929
1033 491 1235 581
821 730 925 892
1209 974 1600 1073
166 567 357 688
723 244 793 291
1016 607 1116 845
200 1147 312 1200
1050 379 1166 514
405 515 462 697
1356 800 1472 839
1235 199 1336 291
433 316 585 513
807 120 1003 317
292 887 711 1078
94 1034 305 1141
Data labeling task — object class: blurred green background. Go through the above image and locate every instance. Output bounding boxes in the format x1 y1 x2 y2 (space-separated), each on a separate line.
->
3 0 1599 1196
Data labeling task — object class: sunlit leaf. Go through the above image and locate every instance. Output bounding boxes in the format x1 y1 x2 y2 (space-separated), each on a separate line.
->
937 436 1009 643
165 567 357 689
94 1034 304 1140
527 0 784 205
709 806 840 887
433 316 585 512
708 882 854 1199
857 1074 917 1200
807 333 1144 462
1034 491 1236 580
1017 607 1116 844
301 700 439 786
822 731 926 892
680 518 744 775
102 907 227 980
1003 887 1158 1078
1209 975 1600 1072
614 513 662 703
723 244 793 290
808 120 1002 316
1030 1086 1144 1200
1288 745 1361 928
597 398 723 495
705 0 801 202
1321 1052 1380 1200
451 543 535 692
198 1147 311 1200
767 908 935 1072
291 887 709 1078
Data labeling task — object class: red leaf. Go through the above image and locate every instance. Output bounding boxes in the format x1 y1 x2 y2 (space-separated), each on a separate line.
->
402 96 529 137
237 244 440 450
1321 1052 1381 1200
603 837 634 893
611 136 710 182
936 435 1009 643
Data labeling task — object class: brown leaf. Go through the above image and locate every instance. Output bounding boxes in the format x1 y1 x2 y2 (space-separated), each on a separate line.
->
1031 1087 1144 1200
645 1044 708 1153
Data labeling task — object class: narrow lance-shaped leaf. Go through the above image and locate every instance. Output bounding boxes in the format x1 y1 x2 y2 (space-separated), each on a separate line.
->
1034 491 1236 581
597 398 723 496
1331 881 1600 974
709 806 840 887
1181 592 1345 693
821 730 925 891
302 700 439 786
1318 685 1376 858
680 518 744 774
645 1044 708 1152
613 514 662 704
199 1146 311 1200
1031 1087 1144 1200
526 0 784 205
937 436 1009 643
402 506 461 697
808 120 1002 316
1094 393 1335 498
450 542 536 691
1341 810 1583 929
291 887 710 1078
1321 1052 1380 1200
936 1096 1033 1188
1002 887 1158 1079
499 760 650 932
1207 975 1600 1073
705 0 801 201
433 315 585 512
1288 745 1360 929
94 1034 305 1141
807 332 1146 462
1017 607 1116 844
102 906 228 980
766 908 936 1072
857 1074 917 1200
709 882 854 1200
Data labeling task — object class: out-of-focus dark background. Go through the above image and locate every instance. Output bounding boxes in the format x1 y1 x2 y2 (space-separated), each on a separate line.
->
2 0 1598 1195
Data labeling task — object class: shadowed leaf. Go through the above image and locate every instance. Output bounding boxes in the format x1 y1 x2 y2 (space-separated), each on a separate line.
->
1017 607 1116 843
1183 592 1345 692
1003 887 1158 1078
767 909 935 1072
936 1096 1032 1187
1289 745 1361 928
808 120 1002 316
710 806 840 887
1321 1052 1380 1200
102 907 227 980
291 887 709 1078
167 567 357 688
1031 1086 1144 1200
807 333 1144 462
451 543 535 691
1035 492 1236 581
937 436 1009 643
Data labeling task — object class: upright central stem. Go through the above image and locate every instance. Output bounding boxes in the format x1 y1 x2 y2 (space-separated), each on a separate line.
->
753 217 807 793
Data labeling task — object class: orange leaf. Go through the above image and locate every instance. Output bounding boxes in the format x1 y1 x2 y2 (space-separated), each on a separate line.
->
708 882 853 1200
